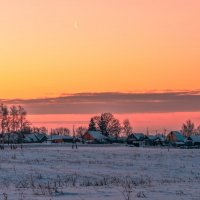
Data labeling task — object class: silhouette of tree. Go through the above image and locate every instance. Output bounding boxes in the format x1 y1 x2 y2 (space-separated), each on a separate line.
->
91 113 121 137
52 127 70 136
182 120 195 137
76 126 87 138
0 104 9 134
122 119 133 137
88 118 97 131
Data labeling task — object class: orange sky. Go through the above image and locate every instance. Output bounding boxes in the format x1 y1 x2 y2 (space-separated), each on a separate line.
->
0 0 200 99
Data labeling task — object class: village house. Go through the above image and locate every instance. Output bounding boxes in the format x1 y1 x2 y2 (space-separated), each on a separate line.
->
187 135 200 146
23 133 47 143
166 131 185 146
62 135 74 143
47 135 64 143
47 135 73 143
144 135 157 146
127 133 146 147
83 131 107 144
154 135 165 146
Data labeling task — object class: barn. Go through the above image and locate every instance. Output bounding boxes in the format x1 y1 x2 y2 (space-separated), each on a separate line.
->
166 131 185 146
83 131 107 143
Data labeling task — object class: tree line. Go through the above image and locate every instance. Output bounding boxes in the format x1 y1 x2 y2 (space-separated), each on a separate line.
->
2 103 198 139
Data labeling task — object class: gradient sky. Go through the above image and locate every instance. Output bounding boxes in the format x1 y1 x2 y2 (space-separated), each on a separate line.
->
1 1 200 131
0 0 200 99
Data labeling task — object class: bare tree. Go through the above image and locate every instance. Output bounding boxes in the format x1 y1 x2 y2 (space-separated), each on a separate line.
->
122 119 133 137
195 125 200 135
39 126 48 134
18 105 27 132
108 118 121 138
0 104 31 144
10 105 19 132
182 120 195 137
0 104 9 134
31 126 47 134
76 126 87 138
52 127 70 136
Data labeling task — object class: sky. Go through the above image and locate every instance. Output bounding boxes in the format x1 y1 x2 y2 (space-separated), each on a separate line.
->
0 0 200 132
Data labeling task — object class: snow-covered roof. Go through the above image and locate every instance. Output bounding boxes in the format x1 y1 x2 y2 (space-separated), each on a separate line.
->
87 131 107 140
47 135 63 140
146 135 157 140
62 135 73 140
188 135 200 143
47 135 73 140
24 134 38 142
134 133 145 140
35 133 47 141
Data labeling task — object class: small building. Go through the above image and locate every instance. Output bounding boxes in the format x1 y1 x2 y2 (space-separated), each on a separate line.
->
143 134 166 146
47 134 74 143
47 135 64 143
23 134 38 143
23 133 47 143
144 135 157 146
127 133 146 147
187 135 200 146
83 131 107 143
36 133 48 143
154 135 165 146
106 135 127 144
166 131 185 146
62 135 74 143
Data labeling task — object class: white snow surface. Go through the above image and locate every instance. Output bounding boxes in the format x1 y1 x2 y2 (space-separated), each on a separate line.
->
0 144 200 200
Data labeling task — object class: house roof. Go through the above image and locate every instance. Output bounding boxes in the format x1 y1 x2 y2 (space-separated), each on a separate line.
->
47 135 63 140
134 133 145 140
47 135 73 140
146 135 157 140
24 134 38 142
171 131 185 142
87 131 107 140
156 135 165 142
62 135 73 140
35 133 47 141
188 135 200 143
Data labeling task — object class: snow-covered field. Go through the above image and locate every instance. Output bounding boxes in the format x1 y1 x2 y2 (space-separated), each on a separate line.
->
0 145 200 200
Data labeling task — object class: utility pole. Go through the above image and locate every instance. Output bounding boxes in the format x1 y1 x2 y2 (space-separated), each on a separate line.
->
51 128 52 144
146 127 149 136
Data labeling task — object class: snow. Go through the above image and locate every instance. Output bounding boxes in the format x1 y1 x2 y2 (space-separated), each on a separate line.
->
0 144 200 200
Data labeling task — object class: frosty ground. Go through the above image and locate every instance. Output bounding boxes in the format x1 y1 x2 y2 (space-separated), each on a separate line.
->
0 145 199 200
